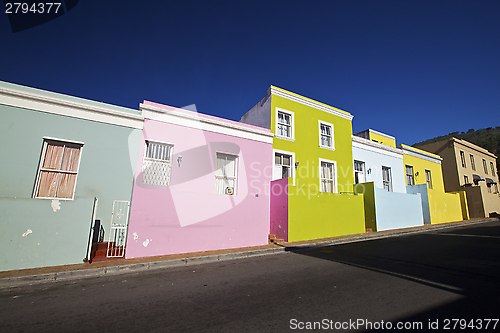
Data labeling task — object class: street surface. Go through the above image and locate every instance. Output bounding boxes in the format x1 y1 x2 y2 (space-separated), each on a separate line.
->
1 220 499 332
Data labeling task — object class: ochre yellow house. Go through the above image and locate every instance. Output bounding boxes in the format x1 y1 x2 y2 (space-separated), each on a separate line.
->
400 144 468 224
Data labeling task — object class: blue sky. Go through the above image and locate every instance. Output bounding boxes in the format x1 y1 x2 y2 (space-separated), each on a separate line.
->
1 0 499 145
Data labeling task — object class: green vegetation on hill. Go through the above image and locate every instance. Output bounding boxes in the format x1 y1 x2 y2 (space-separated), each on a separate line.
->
413 126 500 179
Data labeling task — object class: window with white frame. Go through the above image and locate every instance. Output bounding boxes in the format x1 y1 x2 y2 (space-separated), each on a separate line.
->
319 159 337 193
382 166 392 191
470 154 476 170
354 161 365 184
319 120 334 149
34 139 83 199
425 169 432 189
460 151 466 168
464 175 469 185
406 165 414 186
214 153 238 195
274 152 292 180
483 159 488 174
142 141 173 186
276 109 294 140
490 161 495 175
487 183 492 193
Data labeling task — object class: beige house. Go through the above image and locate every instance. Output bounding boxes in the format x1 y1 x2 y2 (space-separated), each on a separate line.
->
415 138 500 218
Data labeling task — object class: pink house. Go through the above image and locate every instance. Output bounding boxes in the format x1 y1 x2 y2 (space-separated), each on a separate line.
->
125 101 274 259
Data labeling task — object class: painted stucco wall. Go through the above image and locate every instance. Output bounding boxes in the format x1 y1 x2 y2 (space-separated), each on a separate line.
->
268 88 366 241
407 184 431 224
0 101 141 270
354 182 376 231
402 147 466 224
352 142 406 193
125 118 272 258
369 132 396 148
287 190 365 242
373 188 423 231
270 178 289 241
464 186 485 218
0 197 95 271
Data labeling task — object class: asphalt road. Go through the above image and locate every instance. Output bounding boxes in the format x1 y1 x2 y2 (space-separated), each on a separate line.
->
1 220 499 332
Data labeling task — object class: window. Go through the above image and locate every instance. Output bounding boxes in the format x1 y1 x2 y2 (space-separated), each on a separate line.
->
460 151 466 168
491 162 495 175
464 175 469 185
354 161 365 184
425 169 432 189
276 109 294 140
214 153 238 195
382 166 392 191
274 152 292 180
142 141 173 186
319 159 337 193
487 183 492 193
318 120 334 149
495 184 499 194
483 159 488 174
470 154 475 170
406 165 414 186
34 138 83 199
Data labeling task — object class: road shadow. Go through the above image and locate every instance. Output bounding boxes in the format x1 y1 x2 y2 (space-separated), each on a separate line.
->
285 219 500 331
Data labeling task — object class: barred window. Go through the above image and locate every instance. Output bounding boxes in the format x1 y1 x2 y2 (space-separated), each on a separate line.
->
142 141 173 186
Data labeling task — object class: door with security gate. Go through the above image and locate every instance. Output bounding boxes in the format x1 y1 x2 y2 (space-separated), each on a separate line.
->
107 200 130 258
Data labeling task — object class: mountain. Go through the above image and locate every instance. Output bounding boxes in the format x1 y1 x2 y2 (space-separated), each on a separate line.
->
413 126 500 179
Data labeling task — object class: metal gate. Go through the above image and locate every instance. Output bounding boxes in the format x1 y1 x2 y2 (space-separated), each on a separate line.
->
107 200 130 258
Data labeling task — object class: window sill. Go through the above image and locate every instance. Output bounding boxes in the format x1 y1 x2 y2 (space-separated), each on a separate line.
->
319 145 335 151
33 196 74 201
275 136 295 142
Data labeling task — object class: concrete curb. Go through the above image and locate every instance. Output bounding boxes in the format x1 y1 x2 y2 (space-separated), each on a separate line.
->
1 218 496 288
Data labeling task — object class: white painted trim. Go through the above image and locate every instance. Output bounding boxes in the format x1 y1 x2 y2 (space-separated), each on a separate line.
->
141 104 274 144
318 120 335 150
352 135 403 159
400 145 442 164
273 148 296 186
319 157 338 193
0 86 144 129
275 107 295 141
368 129 396 141
270 86 353 121
43 136 85 145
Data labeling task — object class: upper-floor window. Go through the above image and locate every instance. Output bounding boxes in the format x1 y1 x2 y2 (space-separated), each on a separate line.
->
382 166 392 191
470 154 475 170
33 138 83 200
275 108 294 140
460 151 466 168
483 159 488 174
406 165 414 186
318 120 334 150
464 175 469 185
354 161 365 184
319 159 337 193
491 161 495 175
142 141 173 186
215 153 238 195
425 169 432 189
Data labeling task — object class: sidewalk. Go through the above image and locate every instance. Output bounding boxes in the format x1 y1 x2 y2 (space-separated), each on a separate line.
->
1 217 497 288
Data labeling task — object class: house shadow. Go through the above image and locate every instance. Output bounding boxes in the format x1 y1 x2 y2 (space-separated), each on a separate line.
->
284 219 500 331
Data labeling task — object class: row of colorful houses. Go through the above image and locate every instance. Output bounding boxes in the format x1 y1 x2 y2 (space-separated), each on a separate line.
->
1 81 499 271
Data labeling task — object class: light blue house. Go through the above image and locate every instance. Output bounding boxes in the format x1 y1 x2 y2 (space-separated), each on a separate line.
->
0 81 142 271
352 130 424 231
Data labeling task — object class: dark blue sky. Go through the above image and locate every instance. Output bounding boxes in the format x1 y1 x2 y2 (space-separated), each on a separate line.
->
1 1 499 145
